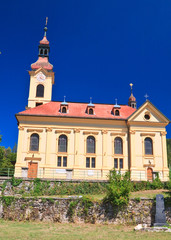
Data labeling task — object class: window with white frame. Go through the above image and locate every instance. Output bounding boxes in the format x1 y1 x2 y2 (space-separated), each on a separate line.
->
57 134 68 167
86 136 96 168
114 158 123 169
144 137 153 155
30 133 39 151
114 137 123 154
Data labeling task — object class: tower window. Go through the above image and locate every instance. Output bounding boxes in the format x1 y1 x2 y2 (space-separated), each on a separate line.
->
36 84 44 97
44 49 48 55
115 110 120 116
88 108 94 115
40 49 43 55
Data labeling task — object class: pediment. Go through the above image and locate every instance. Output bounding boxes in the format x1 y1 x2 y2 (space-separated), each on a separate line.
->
128 100 170 124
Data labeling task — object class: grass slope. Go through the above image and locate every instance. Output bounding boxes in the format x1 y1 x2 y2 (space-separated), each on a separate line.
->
0 221 170 240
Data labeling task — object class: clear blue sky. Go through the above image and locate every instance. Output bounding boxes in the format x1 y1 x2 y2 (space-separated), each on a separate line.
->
1 0 171 148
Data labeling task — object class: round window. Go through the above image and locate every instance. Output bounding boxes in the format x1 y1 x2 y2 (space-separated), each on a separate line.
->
144 113 150 120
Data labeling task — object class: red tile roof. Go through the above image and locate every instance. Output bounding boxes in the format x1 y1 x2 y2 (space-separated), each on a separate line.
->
18 102 136 120
39 36 49 45
31 57 53 71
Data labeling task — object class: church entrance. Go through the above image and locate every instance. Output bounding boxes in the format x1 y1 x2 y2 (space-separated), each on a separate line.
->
28 162 38 178
147 167 153 181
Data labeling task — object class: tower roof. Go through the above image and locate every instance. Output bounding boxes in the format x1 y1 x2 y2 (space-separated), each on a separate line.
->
31 17 53 71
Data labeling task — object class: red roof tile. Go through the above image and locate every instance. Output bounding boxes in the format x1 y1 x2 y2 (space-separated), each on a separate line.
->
31 57 53 70
18 102 136 120
39 36 49 45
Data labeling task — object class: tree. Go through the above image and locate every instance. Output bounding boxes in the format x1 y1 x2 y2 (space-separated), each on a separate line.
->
104 169 131 207
0 137 16 176
167 139 171 168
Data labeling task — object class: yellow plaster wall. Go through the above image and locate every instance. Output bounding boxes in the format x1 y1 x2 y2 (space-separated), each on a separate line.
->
15 113 169 181
28 71 53 108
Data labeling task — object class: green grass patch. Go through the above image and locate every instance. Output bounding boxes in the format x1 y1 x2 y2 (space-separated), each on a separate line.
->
0 221 170 240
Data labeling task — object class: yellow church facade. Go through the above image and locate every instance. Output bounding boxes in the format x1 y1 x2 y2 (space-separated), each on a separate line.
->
14 24 170 181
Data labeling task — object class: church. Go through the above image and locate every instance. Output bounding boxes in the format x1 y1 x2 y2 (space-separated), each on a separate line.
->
14 22 170 181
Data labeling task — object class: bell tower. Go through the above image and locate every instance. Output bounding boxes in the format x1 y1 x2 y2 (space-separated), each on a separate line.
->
28 18 54 108
128 83 137 109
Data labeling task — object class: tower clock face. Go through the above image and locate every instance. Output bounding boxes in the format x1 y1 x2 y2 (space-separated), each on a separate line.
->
36 73 46 82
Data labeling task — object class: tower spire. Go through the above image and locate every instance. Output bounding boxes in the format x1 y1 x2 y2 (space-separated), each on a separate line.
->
44 17 48 37
31 17 53 71
128 83 137 109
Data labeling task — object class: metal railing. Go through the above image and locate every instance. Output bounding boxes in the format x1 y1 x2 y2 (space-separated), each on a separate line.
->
0 168 15 177
0 168 168 181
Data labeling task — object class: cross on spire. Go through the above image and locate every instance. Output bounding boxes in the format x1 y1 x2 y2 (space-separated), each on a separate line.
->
46 17 48 26
144 93 149 101
130 83 133 95
44 17 48 36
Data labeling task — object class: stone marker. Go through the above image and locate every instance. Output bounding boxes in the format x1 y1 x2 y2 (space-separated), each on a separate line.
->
154 194 168 227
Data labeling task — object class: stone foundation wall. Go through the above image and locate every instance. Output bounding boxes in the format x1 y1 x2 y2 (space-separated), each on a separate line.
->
0 197 170 225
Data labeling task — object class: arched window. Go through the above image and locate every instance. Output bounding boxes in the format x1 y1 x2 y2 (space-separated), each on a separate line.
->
30 133 39 151
115 110 120 116
44 49 48 55
145 137 153 155
88 108 94 115
40 49 43 55
87 136 95 153
58 135 67 152
114 137 123 154
36 84 44 97
62 107 67 113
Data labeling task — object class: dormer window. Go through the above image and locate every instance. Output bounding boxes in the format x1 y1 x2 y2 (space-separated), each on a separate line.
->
62 106 67 113
87 97 95 115
115 110 120 116
112 99 121 116
88 108 94 115
60 96 68 114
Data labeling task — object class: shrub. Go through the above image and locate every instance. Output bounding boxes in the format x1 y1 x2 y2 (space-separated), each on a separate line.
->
104 169 131 207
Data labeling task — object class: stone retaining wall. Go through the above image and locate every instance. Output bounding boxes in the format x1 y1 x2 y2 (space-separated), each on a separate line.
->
0 197 170 224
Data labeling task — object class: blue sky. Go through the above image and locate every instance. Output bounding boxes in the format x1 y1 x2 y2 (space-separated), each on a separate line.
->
1 0 171 148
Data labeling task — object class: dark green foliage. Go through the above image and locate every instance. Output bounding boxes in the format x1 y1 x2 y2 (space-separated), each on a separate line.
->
0 137 16 176
41 181 107 196
67 200 79 220
11 177 22 187
1 196 15 206
81 196 93 216
104 169 131 207
167 139 171 168
31 178 51 196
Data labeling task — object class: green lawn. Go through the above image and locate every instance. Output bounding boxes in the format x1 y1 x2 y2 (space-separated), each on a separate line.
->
0 220 170 240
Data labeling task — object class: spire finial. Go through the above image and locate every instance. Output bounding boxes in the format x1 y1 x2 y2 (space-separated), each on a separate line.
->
115 98 118 105
64 95 66 102
144 93 149 101
130 83 133 95
90 97 92 104
44 17 48 36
